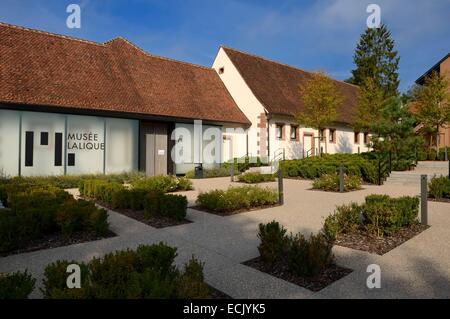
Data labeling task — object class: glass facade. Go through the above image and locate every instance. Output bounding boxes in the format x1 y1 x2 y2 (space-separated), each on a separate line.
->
0 109 139 177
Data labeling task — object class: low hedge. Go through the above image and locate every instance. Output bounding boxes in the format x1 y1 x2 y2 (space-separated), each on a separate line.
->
186 167 231 179
312 173 361 192
130 175 193 192
2 172 145 189
324 194 419 237
428 176 450 200
418 148 449 161
257 221 334 277
0 183 109 254
0 270 36 299
42 243 211 299
80 180 187 221
237 172 275 184
196 186 278 213
280 153 378 184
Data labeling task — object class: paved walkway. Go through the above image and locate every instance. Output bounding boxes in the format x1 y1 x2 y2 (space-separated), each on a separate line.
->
1 175 449 298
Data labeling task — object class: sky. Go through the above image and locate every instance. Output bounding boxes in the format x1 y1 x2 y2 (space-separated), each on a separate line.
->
0 0 449 93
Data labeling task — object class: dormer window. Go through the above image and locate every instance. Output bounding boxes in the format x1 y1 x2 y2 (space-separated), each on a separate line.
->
218 67 225 74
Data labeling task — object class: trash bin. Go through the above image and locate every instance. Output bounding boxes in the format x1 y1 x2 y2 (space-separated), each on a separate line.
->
194 163 203 179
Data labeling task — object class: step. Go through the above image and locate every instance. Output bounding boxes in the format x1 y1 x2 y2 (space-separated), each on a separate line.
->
246 166 275 174
416 161 449 169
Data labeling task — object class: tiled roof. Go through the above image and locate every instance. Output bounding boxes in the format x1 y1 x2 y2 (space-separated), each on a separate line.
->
0 23 250 125
222 46 359 124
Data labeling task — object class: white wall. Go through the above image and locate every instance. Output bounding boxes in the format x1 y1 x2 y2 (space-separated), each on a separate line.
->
212 48 266 159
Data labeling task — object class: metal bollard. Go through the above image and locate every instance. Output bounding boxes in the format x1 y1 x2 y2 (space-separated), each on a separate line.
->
420 175 428 225
278 169 284 205
230 161 234 182
339 162 344 193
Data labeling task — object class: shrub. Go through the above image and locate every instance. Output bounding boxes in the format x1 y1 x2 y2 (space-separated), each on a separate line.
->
325 195 420 238
281 153 378 184
428 176 450 200
176 256 211 299
131 175 192 193
186 167 231 179
42 243 211 299
287 232 334 277
237 172 275 184
0 270 36 299
158 194 187 221
312 173 361 192
196 186 278 213
257 221 288 265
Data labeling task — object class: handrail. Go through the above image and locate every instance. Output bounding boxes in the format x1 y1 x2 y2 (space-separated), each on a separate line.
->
377 151 392 185
306 148 314 158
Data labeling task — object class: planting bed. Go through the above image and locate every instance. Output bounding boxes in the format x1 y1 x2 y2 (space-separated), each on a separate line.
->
243 257 352 292
335 224 430 255
191 203 281 216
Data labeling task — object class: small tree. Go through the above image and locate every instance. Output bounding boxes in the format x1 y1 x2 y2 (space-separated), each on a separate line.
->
296 71 343 156
353 77 385 134
413 71 450 152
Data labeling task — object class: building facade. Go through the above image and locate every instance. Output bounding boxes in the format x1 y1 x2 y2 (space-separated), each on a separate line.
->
212 46 370 162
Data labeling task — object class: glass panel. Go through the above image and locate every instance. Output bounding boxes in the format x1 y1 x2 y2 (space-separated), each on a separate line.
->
0 110 20 177
66 115 104 175
105 118 139 174
21 111 65 176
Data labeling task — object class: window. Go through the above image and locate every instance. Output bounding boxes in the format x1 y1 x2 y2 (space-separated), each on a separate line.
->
276 124 284 140
320 129 326 142
218 67 225 74
329 129 336 143
290 126 298 140
354 132 360 144
364 133 370 144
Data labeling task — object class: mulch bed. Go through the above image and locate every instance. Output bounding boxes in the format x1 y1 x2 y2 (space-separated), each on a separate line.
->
335 224 430 255
243 257 352 292
1 230 116 258
190 203 281 216
308 187 364 193
94 201 191 228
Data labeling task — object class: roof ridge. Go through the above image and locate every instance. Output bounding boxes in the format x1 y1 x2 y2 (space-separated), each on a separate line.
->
221 45 359 89
0 21 105 47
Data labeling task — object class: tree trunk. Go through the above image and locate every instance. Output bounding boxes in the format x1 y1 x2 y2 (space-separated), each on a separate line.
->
436 125 440 154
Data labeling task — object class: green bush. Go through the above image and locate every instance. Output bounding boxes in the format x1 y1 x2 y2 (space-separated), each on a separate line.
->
237 172 275 184
256 221 334 277
287 232 334 277
312 173 361 192
158 194 187 221
324 195 419 238
0 270 36 299
196 186 278 213
176 256 211 299
0 183 110 254
280 153 378 184
42 243 211 299
257 221 288 266
186 167 231 179
131 175 192 193
428 176 450 200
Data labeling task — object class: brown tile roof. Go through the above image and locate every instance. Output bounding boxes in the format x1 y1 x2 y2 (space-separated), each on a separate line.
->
222 46 359 125
0 23 250 125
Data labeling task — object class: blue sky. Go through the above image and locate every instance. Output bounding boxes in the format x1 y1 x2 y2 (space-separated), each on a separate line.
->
1 0 449 92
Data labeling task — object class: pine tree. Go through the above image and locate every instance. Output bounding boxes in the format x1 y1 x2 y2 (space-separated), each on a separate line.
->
413 71 450 152
352 77 385 133
349 24 400 99
370 97 422 170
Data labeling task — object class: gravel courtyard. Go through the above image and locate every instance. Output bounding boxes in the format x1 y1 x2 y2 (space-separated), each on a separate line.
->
1 175 449 299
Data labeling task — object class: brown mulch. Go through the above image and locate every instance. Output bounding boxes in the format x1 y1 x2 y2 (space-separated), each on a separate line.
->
190 203 281 216
308 187 363 193
243 257 352 292
335 224 430 255
95 201 191 228
1 230 116 257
